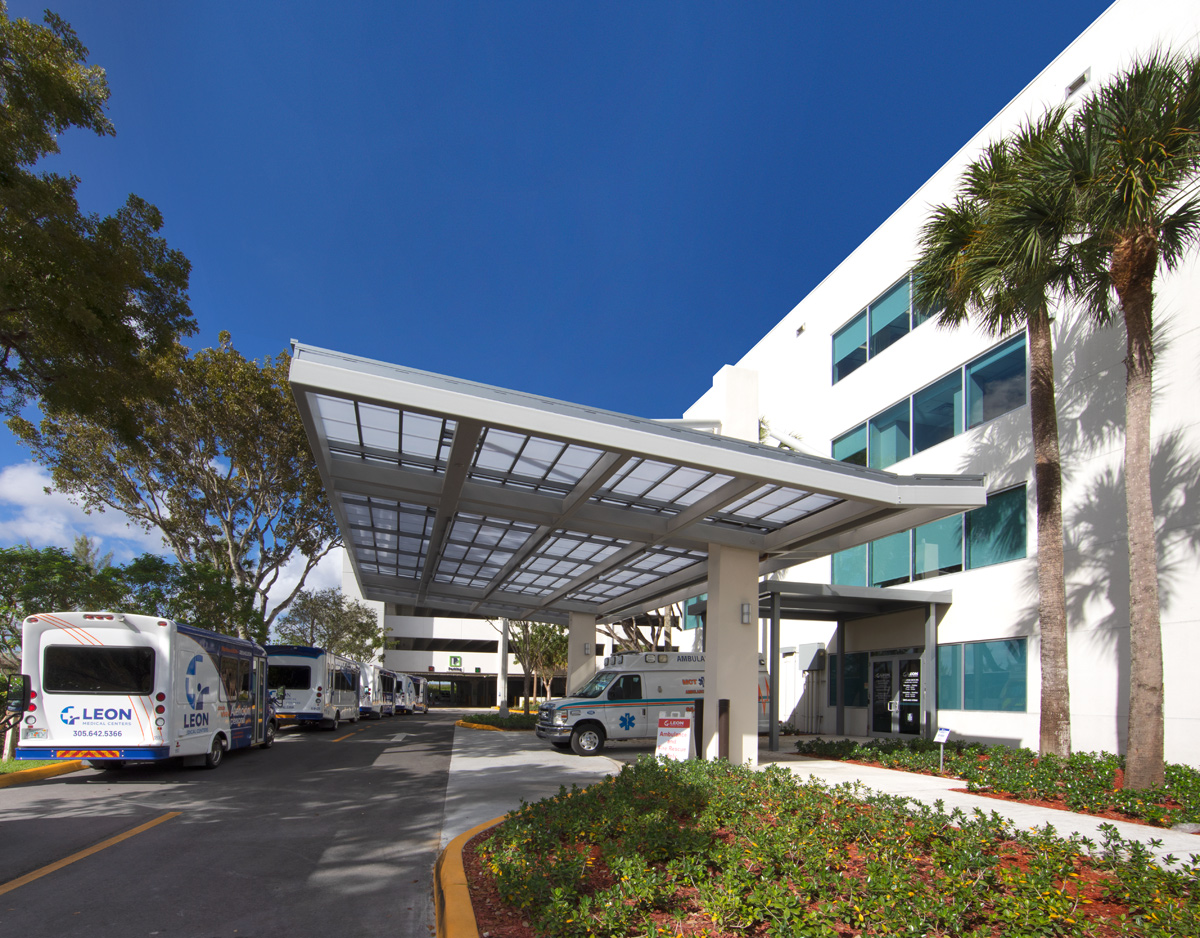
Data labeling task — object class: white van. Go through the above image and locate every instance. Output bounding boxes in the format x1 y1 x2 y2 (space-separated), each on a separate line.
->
359 662 400 718
13 611 276 769
535 652 708 755
536 651 773 755
266 645 361 730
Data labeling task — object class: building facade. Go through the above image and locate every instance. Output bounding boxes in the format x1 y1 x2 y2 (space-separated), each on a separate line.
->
345 0 1200 763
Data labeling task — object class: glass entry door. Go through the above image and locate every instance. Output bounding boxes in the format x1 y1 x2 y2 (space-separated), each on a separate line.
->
870 656 922 736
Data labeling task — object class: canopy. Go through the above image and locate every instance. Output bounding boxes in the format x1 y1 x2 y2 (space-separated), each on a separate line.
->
289 343 987 624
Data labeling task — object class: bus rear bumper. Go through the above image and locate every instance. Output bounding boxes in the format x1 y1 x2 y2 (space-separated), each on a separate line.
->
275 712 324 725
16 746 172 761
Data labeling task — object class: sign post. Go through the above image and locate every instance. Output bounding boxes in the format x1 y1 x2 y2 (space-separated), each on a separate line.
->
933 726 951 773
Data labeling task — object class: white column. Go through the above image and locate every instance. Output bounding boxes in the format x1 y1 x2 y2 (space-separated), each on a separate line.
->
703 543 760 766
567 612 597 695
497 618 510 716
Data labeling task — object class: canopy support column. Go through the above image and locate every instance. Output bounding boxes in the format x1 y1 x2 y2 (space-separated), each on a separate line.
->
921 603 938 740
703 543 759 766
567 611 596 696
498 618 510 716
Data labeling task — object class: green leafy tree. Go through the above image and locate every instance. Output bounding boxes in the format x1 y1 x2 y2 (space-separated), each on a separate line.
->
71 534 112 574
0 4 194 432
913 110 1080 758
115 553 262 641
1057 52 1200 789
0 544 125 671
12 333 341 638
273 587 382 661
527 622 567 703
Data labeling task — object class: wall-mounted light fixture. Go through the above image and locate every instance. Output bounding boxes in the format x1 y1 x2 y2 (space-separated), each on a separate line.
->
740 602 752 625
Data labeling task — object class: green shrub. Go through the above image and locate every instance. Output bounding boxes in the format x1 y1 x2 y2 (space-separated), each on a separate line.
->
462 711 538 730
478 756 1200 938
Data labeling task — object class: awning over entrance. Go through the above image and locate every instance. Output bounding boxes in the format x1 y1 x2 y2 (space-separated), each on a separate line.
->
289 343 987 624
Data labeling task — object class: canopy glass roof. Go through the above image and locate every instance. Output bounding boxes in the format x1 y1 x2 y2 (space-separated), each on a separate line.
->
290 344 987 624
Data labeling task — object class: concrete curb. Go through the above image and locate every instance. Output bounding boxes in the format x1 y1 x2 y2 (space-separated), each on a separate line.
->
0 760 86 788
434 814 506 938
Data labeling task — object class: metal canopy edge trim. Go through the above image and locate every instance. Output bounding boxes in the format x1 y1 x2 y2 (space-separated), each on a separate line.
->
290 342 988 622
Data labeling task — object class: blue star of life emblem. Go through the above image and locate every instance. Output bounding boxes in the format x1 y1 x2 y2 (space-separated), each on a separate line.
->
619 712 636 731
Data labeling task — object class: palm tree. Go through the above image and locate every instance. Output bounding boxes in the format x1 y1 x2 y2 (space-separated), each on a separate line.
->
913 110 1081 758
1058 52 1200 789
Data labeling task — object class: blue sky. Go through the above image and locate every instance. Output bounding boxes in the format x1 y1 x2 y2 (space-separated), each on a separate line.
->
0 0 1113 584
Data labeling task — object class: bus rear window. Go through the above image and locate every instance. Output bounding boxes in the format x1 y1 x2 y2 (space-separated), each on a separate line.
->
268 665 311 690
43 645 155 694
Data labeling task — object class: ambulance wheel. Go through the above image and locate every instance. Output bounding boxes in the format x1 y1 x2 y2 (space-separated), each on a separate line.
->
570 724 605 756
204 736 224 769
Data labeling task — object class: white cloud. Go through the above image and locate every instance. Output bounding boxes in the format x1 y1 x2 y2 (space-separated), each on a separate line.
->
0 462 169 561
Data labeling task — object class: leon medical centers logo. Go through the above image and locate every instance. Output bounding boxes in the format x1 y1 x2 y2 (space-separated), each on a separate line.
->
60 704 134 725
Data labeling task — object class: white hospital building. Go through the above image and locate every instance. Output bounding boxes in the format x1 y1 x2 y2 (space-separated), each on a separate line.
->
331 0 1200 765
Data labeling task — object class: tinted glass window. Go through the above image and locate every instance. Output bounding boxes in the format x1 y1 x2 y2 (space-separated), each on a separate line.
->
937 644 963 710
268 665 311 689
913 515 963 580
43 646 154 695
831 544 867 587
832 312 867 383
832 425 867 466
966 486 1027 569
963 639 1027 712
913 372 962 453
868 279 911 357
868 400 910 469
869 530 910 587
608 674 642 701
966 336 1026 428
827 652 869 708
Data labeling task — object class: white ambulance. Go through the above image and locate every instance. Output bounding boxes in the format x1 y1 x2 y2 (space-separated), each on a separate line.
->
13 611 276 770
536 651 773 755
535 652 708 755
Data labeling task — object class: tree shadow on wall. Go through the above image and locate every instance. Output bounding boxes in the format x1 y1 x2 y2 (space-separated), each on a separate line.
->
951 311 1200 748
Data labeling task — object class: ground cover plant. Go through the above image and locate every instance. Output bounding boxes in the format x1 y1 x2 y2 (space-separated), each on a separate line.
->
0 758 54 774
471 756 1199 937
795 738 1200 828
462 711 539 730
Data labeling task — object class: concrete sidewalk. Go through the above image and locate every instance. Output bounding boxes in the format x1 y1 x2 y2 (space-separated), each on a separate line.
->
440 727 1200 868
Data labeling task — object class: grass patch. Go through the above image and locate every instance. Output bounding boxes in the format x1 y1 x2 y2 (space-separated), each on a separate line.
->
464 711 539 730
0 758 55 774
476 756 1199 937
795 737 1200 827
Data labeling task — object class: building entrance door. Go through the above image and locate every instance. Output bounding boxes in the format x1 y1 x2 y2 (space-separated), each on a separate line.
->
869 655 922 736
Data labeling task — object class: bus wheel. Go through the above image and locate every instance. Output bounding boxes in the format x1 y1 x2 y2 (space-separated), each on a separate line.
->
570 724 605 756
328 712 340 731
204 736 224 770
261 720 276 749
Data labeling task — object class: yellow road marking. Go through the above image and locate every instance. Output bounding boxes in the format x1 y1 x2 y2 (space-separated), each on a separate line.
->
331 726 370 742
0 811 181 896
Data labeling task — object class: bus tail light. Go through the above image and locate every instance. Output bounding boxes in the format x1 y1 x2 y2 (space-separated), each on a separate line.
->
155 705 165 714
156 692 166 702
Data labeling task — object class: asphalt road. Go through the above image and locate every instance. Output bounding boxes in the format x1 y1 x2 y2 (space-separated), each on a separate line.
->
0 710 457 938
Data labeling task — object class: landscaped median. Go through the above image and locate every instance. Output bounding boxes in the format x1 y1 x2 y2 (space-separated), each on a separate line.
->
455 712 539 732
0 760 86 788
455 755 1199 938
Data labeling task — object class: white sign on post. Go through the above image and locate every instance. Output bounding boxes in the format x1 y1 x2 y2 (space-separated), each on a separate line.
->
655 710 694 761
934 727 951 744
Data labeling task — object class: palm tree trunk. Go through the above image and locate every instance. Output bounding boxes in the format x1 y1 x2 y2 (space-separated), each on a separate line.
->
1114 233 1165 791
1028 310 1071 757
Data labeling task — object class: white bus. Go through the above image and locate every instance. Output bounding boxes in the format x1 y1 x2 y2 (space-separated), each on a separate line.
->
408 674 429 714
359 662 401 718
13 611 276 770
266 645 361 730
